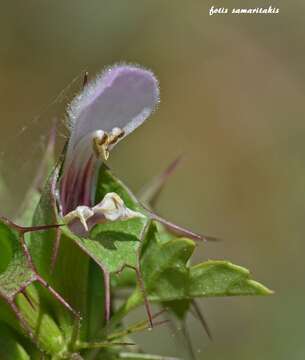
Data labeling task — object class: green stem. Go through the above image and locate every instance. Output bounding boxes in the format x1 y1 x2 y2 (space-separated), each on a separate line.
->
85 290 143 359
76 340 134 350
107 319 153 341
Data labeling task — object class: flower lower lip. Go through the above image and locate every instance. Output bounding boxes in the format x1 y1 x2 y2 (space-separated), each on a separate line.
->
63 192 145 236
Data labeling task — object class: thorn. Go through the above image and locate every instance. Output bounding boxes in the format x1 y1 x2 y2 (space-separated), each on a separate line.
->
136 223 154 328
151 308 168 320
134 265 153 328
200 234 222 242
19 233 36 270
0 216 63 235
21 223 64 234
182 321 197 360
191 300 213 341
103 270 111 323
0 216 65 274
150 319 170 328
117 263 153 328
0 216 81 341
36 276 80 319
138 155 184 208
145 208 220 243
163 155 184 178
79 341 136 350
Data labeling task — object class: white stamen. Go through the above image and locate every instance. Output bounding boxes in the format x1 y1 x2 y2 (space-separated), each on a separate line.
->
93 192 145 221
111 127 124 138
64 206 94 232
63 192 144 232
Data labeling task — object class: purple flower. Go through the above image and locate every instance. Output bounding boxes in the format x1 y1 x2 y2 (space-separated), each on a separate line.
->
59 64 159 232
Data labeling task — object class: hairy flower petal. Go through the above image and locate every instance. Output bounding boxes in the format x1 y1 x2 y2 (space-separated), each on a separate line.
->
60 64 159 215
68 64 159 150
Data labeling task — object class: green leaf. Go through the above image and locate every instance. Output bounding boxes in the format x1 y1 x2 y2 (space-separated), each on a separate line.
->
29 168 88 343
0 219 65 355
0 323 30 360
86 218 145 273
14 285 65 355
30 226 89 343
30 164 150 344
111 268 136 289
140 223 194 301
29 161 272 357
63 164 150 274
126 223 271 307
189 261 273 297
95 165 143 212
86 259 107 340
0 220 36 301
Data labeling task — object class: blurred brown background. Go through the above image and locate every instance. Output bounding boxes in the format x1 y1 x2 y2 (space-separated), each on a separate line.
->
1 1 304 359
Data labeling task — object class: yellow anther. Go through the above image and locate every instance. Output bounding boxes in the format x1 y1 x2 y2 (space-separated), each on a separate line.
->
108 127 125 145
92 128 124 161
93 133 109 160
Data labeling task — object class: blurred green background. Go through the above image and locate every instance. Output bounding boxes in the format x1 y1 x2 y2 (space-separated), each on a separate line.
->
1 1 304 359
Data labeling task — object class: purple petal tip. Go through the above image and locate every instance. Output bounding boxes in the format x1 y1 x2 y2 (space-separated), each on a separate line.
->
68 63 160 148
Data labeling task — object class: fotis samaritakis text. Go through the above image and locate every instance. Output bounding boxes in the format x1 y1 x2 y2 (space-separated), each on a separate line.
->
209 6 280 16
